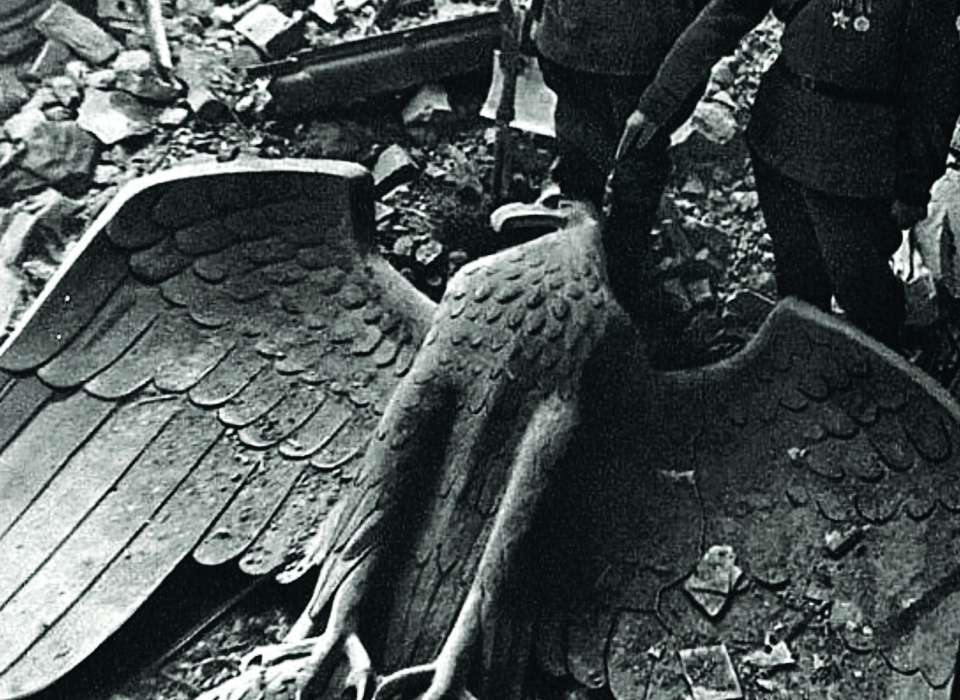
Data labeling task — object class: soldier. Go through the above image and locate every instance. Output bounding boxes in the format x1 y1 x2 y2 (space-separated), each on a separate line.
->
531 0 709 330
618 0 960 347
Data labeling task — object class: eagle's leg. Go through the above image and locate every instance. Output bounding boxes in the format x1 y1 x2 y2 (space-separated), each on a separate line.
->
198 368 453 700
374 393 579 700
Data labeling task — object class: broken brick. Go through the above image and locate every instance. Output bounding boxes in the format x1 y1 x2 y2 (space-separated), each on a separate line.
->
112 49 153 73
77 88 158 144
235 4 305 57
0 68 29 122
309 0 338 25
678 645 743 700
17 121 98 189
47 75 81 108
177 48 232 122
402 84 453 126
823 525 868 559
684 545 744 618
373 145 419 198
35 1 122 65
115 70 181 104
28 40 75 79
742 640 795 670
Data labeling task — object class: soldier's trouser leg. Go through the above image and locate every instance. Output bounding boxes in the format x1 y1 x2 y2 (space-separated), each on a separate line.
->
752 158 832 311
539 56 678 329
538 56 626 209
802 187 906 348
753 158 905 347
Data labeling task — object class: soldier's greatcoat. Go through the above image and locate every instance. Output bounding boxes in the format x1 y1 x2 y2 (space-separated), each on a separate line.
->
636 0 960 204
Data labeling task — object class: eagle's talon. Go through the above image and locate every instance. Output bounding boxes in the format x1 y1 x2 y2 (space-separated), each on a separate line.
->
239 639 317 673
341 633 376 700
372 663 477 700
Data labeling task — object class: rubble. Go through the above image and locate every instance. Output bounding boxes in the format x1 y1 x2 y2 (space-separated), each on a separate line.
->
0 68 29 121
742 638 795 670
402 83 453 126
309 0 339 25
823 525 868 559
115 70 182 104
47 75 81 108
678 644 743 700
177 47 232 122
373 145 419 197
35 1 122 66
112 49 153 73
235 4 305 57
77 88 158 145
684 545 745 618
28 40 74 79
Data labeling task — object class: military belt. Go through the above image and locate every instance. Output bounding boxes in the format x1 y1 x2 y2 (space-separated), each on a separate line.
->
776 62 897 106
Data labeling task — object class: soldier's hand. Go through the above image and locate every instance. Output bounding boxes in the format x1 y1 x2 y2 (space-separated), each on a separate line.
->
891 199 928 229
614 110 658 164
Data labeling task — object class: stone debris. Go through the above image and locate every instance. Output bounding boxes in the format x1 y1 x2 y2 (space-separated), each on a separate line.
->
684 545 745 618
678 644 743 700
373 145 419 197
177 47 232 122
47 75 81 108
402 84 453 126
235 4 305 57
742 638 795 670
823 525 868 559
35 1 122 66
115 69 181 104
77 88 158 145
112 49 153 73
28 40 74 79
0 68 29 122
309 0 339 25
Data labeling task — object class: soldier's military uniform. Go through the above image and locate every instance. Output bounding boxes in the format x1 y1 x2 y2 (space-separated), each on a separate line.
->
634 0 960 346
532 1 709 332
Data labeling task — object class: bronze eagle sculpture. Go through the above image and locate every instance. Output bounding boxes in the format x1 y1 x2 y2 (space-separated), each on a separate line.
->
1 160 959 700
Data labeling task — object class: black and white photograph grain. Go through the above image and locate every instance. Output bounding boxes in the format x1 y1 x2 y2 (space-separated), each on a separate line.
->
1 1 960 699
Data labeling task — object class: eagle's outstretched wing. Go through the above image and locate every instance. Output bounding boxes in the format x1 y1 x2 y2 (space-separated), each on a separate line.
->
540 299 960 697
0 159 433 700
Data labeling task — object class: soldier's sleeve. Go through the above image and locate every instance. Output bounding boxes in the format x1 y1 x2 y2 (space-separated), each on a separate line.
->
634 0 771 128
895 0 960 207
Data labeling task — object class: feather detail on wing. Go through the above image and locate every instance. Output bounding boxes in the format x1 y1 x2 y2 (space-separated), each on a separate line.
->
0 159 433 699
540 298 960 697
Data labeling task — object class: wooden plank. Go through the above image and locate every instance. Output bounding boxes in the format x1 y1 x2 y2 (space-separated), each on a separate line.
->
37 284 163 389
0 235 128 372
0 435 258 698
193 452 307 566
0 377 53 453
0 397 179 609
0 391 113 537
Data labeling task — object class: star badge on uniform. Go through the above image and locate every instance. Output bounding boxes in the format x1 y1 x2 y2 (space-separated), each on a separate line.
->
832 9 850 29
